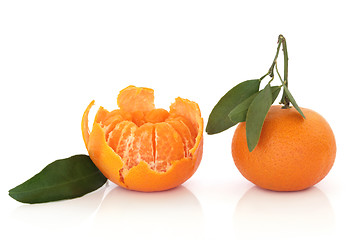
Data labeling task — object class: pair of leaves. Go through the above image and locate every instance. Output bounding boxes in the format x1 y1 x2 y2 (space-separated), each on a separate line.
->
206 78 303 152
245 84 276 152
229 83 280 152
228 85 281 123
206 80 260 134
9 155 107 204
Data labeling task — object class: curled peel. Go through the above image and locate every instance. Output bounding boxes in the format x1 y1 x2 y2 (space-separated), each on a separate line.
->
81 100 94 150
81 86 203 192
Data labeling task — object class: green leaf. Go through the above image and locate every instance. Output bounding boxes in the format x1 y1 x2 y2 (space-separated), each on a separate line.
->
283 85 306 118
246 84 273 152
228 92 259 123
206 79 260 134
271 86 281 103
228 86 281 123
9 154 107 204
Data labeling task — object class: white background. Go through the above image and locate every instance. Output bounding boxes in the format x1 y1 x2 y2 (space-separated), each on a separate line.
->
1 1 359 239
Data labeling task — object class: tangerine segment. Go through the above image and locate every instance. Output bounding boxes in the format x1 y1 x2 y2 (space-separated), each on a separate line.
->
166 118 195 157
154 122 185 171
81 86 203 192
87 123 124 186
107 121 137 155
125 123 155 169
169 97 203 156
117 85 155 112
145 108 170 123
104 120 188 172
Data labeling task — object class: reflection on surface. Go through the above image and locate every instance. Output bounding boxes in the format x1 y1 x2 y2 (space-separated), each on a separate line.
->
92 185 203 240
233 186 335 239
10 184 106 227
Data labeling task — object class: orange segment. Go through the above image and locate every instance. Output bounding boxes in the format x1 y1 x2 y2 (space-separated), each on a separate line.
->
176 116 198 140
131 111 146 127
117 85 155 112
166 118 195 157
107 121 136 153
127 123 155 168
154 122 185 172
169 97 203 157
104 118 125 140
103 109 131 125
170 97 201 133
82 86 203 192
145 108 170 123
88 123 125 187
99 109 131 139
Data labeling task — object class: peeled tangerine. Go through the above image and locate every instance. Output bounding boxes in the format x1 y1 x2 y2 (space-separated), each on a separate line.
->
81 86 203 192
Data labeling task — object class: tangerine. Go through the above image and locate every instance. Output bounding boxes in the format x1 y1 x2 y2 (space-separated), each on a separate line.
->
232 105 336 191
81 86 203 192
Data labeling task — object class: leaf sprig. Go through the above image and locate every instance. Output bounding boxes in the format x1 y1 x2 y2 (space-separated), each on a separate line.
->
206 34 305 152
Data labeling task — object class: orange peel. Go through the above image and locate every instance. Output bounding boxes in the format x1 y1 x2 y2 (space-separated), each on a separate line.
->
81 86 203 192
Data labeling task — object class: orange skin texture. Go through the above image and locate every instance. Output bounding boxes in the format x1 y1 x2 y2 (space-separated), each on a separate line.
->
232 105 336 191
82 86 203 192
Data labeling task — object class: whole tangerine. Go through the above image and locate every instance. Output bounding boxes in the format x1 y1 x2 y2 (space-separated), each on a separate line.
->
232 105 336 191
81 86 203 192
